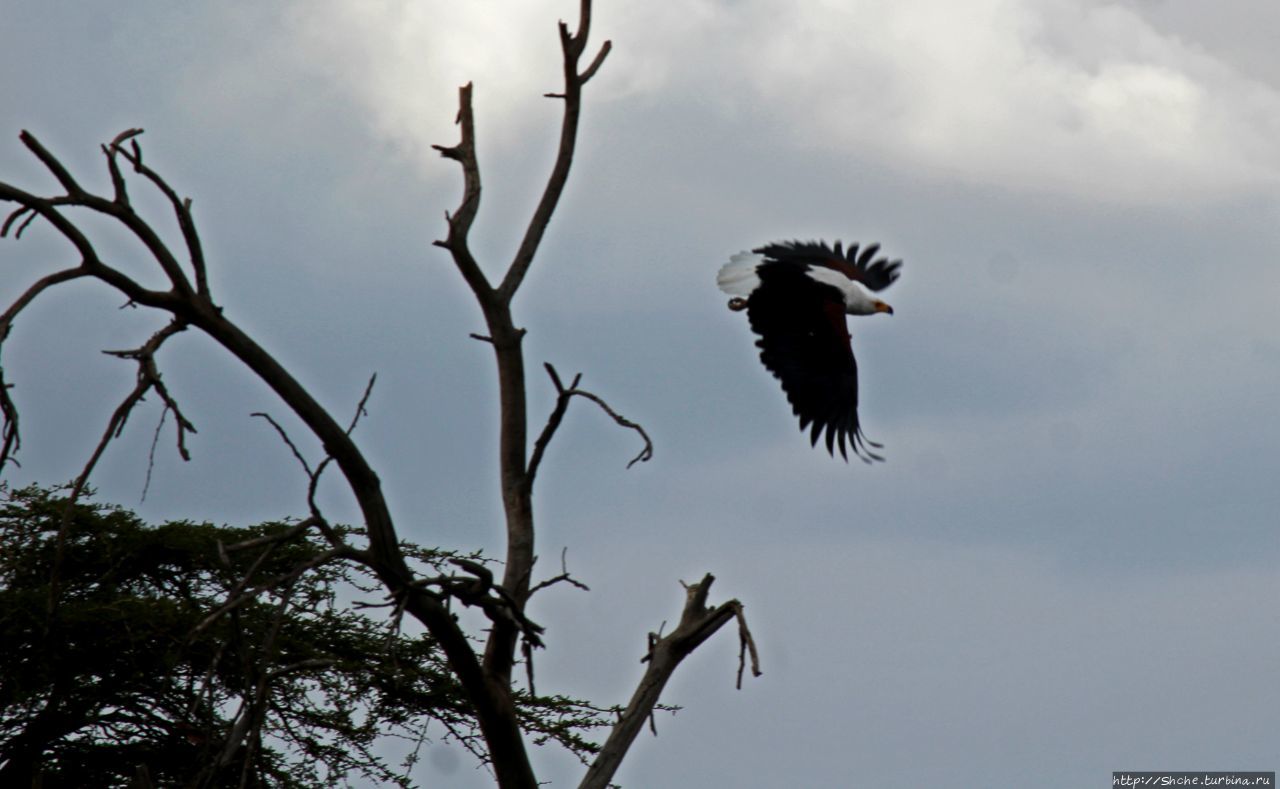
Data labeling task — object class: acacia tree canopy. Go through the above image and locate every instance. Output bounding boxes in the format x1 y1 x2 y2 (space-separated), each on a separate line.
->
0 485 610 788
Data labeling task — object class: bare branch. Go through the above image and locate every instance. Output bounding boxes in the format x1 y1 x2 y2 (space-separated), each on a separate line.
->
1 136 187 310
733 602 762 690
565 386 653 469
19 130 88 197
2 205 36 237
527 363 578 483
430 0 613 706
251 406 362 556
345 372 377 434
498 0 607 301
102 139 131 205
252 411 313 477
522 638 537 698
0 376 20 473
109 127 145 149
529 547 590 596
140 405 169 501
432 83 492 301
529 362 653 482
0 266 93 471
69 318 192 508
414 559 547 651
579 575 757 789
579 40 612 84
113 131 211 299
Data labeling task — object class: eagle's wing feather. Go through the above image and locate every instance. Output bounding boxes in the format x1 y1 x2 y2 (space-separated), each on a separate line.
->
754 239 902 293
746 262 882 462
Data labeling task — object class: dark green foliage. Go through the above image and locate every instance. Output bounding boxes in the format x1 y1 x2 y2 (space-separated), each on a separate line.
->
0 485 611 788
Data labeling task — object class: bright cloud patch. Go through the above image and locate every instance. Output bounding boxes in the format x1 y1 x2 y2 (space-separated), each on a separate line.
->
740 0 1280 203
197 0 1280 205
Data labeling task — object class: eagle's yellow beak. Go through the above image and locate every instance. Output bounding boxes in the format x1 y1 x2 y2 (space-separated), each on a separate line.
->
874 301 894 315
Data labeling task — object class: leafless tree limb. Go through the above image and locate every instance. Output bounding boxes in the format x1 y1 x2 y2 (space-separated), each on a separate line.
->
501 0 611 302
140 405 169 501
112 130 211 299
528 547 590 596
344 373 378 435
66 319 193 513
521 638 537 698
734 602 763 690
0 266 94 471
251 411 314 478
431 2 627 720
412 558 547 651
578 575 759 789
429 4 752 784
529 363 653 482
430 82 489 299
252 375 381 556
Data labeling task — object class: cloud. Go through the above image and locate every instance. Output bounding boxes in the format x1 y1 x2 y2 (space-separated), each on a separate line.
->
202 0 1280 209
735 0 1280 204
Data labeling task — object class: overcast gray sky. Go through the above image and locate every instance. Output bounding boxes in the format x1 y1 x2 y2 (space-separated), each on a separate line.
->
4 1 1280 786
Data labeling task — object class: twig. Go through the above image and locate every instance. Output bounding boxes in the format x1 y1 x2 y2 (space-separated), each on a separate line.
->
1 206 36 238
190 547 348 637
345 373 377 435
411 559 547 650
69 318 192 510
251 375 379 556
565 386 653 469
528 363 652 483
0 266 95 472
522 638 537 698
140 405 169 501
499 0 609 301
529 547 590 596
111 129 212 300
733 602 762 689
252 412 313 477
431 83 491 301
19 130 88 197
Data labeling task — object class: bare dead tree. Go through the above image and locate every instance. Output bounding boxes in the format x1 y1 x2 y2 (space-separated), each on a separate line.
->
0 122 537 786
0 1 758 786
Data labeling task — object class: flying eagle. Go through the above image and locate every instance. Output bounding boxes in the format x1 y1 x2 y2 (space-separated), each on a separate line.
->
716 240 901 462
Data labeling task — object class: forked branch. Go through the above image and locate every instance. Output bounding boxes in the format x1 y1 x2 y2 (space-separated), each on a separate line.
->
501 0 611 301
69 318 194 508
579 574 760 789
431 0 624 702
528 363 653 484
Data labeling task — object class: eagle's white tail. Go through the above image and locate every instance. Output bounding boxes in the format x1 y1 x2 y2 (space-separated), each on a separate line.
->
716 251 764 297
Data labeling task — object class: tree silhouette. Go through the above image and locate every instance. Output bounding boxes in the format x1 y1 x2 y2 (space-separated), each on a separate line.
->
0 2 758 787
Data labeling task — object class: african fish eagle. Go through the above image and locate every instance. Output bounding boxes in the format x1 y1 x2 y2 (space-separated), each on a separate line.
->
716 240 901 462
